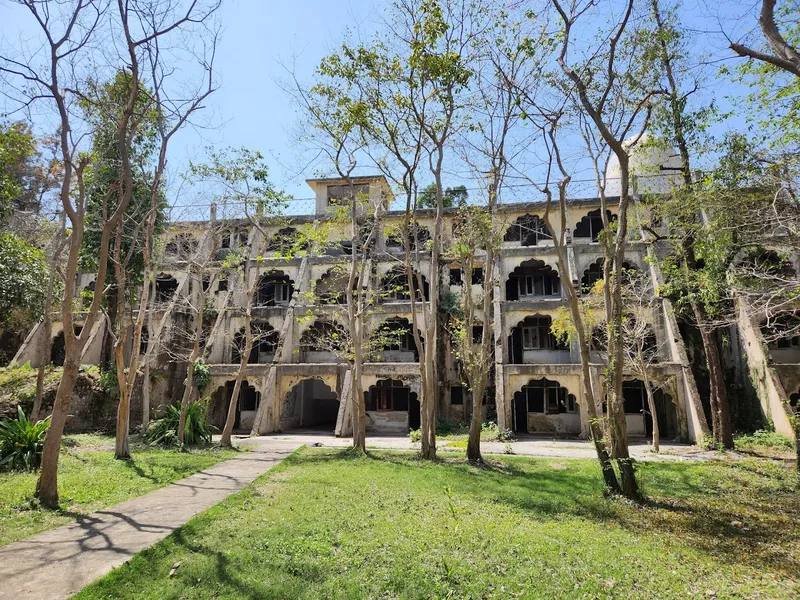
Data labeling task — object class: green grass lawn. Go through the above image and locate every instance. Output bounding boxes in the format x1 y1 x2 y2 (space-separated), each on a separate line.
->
74 448 799 600
0 434 240 547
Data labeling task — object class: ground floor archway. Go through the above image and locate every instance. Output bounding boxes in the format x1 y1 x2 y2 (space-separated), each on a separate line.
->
622 380 678 440
511 378 579 435
364 379 419 432
209 380 261 432
281 378 340 432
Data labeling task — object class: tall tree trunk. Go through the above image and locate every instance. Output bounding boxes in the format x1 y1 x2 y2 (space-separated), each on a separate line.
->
177 352 196 445
640 347 660 453
221 294 253 447
694 311 734 448
465 389 482 462
543 180 620 493
35 355 80 506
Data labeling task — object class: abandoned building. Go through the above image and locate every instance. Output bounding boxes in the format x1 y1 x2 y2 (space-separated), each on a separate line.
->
11 148 800 445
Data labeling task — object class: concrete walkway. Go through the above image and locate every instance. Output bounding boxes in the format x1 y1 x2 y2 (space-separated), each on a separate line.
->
245 431 706 461
0 440 302 600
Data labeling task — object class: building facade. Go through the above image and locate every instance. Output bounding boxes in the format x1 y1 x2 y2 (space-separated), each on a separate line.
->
12 174 800 445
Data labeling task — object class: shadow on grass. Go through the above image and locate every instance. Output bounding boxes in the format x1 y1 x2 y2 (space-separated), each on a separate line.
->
293 446 800 580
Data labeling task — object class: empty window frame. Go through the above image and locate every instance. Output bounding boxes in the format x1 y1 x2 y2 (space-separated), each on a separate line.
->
518 272 560 298
520 380 570 414
365 379 410 412
521 318 559 350
328 183 370 206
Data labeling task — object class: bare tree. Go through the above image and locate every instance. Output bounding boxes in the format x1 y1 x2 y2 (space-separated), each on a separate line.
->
111 4 219 459
31 211 68 421
549 0 663 499
729 0 800 76
188 148 288 447
0 0 221 504
286 60 385 452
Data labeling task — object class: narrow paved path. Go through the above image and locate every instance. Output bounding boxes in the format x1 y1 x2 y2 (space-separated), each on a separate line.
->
0 441 302 600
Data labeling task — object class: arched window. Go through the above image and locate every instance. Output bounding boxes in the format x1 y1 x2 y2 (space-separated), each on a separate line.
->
386 223 430 251
506 259 560 300
256 271 294 306
508 315 566 363
364 379 413 412
381 267 429 301
232 322 278 364
155 274 178 303
373 317 420 362
574 209 616 241
581 259 639 293
300 320 344 354
514 378 573 415
504 214 551 246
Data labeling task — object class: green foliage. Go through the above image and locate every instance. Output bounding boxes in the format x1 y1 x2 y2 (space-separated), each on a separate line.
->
0 233 49 331
192 359 211 394
79 70 167 288
0 363 62 416
188 147 288 218
0 407 50 471
0 121 51 218
408 428 421 443
418 183 468 208
436 416 468 436
99 368 119 399
481 420 515 443
145 400 214 447
735 430 795 452
725 0 800 148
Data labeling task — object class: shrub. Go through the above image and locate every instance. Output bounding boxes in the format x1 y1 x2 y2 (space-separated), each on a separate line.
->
99 368 119 399
436 417 468 437
409 428 421 443
145 399 214 447
480 421 515 442
735 429 794 451
0 406 50 471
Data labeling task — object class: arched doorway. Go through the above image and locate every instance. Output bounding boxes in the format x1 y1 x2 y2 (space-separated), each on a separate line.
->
364 379 419 432
511 378 578 434
281 379 339 432
50 326 82 366
622 380 677 440
209 380 261 432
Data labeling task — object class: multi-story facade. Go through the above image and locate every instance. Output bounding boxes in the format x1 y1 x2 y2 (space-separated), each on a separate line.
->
12 173 800 446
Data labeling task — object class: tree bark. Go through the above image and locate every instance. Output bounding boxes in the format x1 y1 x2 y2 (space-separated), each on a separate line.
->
465 389 483 462
695 311 734 448
35 355 79 506
639 346 660 452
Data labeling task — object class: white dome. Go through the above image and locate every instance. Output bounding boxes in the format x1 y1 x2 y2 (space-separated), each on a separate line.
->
605 133 683 196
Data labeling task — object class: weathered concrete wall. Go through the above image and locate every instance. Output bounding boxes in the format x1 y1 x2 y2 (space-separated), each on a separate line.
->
526 412 580 435
737 301 797 440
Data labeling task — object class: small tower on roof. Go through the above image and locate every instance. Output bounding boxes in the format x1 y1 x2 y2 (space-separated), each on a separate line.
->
306 174 392 214
605 133 684 197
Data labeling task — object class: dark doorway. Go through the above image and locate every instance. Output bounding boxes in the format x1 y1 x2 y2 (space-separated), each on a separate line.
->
409 394 421 430
513 396 528 433
50 326 82 366
282 379 340 431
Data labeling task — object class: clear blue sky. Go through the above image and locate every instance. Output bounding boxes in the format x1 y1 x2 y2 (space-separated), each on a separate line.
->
1 0 761 216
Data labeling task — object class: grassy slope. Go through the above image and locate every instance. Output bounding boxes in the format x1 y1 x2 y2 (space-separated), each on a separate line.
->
75 449 799 600
0 434 240 546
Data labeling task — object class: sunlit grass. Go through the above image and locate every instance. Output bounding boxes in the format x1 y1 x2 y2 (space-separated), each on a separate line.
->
0 433 240 546
75 448 799 600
